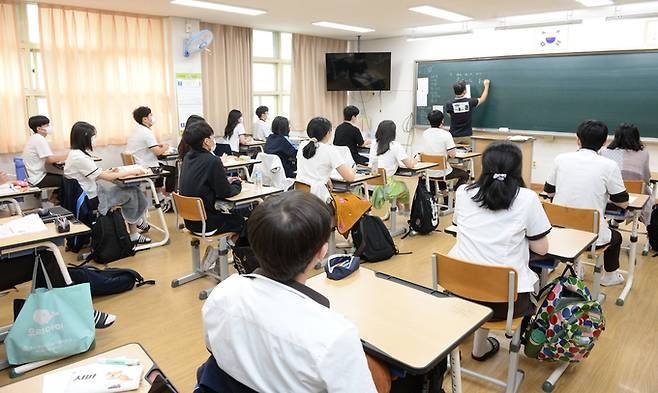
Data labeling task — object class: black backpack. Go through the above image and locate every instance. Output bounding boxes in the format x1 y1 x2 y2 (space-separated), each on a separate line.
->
351 215 398 262
407 180 439 235
86 210 136 264
647 205 658 252
66 266 155 296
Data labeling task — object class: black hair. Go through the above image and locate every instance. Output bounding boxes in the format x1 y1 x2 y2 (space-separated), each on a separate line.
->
607 122 644 152
248 191 332 282
132 106 151 125
28 115 50 133
576 120 608 151
70 121 96 153
255 106 269 120
343 105 360 121
467 141 525 211
375 120 396 156
271 116 290 136
183 121 214 151
224 109 242 140
427 110 444 128
453 80 466 95
303 117 332 159
178 115 206 160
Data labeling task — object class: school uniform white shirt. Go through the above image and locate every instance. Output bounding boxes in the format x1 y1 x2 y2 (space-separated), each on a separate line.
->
126 124 160 167
22 133 54 185
449 185 552 293
545 149 626 246
252 119 271 141
218 123 246 153
296 141 345 187
422 127 455 177
369 140 408 177
202 273 377 393
64 150 102 199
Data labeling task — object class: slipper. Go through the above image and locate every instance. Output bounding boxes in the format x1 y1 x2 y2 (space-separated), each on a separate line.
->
471 337 500 361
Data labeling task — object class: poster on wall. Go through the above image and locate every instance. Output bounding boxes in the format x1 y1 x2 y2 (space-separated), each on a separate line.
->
175 72 203 133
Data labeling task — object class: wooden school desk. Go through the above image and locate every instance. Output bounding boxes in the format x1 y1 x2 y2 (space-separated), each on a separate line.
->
307 268 492 393
330 172 381 200
650 171 658 202
223 157 261 179
0 343 175 392
0 187 41 216
218 182 282 210
0 216 91 375
239 140 265 154
117 169 171 252
451 151 481 179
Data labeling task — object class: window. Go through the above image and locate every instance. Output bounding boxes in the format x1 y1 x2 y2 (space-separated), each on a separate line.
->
19 3 48 118
252 30 292 121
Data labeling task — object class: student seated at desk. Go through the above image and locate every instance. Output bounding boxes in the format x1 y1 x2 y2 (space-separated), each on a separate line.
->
334 105 370 166
180 121 244 238
264 116 297 178
217 109 250 155
252 106 271 141
422 110 470 194
22 115 68 190
369 120 416 213
201 192 387 392
544 120 629 287
127 106 176 213
296 117 356 202
601 122 652 224
64 121 152 245
178 115 206 161
450 141 551 361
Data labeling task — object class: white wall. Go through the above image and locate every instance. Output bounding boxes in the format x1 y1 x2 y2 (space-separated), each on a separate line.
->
350 14 658 183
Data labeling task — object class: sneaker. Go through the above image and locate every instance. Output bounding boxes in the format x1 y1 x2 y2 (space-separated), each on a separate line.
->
94 310 116 329
600 271 625 287
136 221 150 233
160 197 172 213
132 234 152 245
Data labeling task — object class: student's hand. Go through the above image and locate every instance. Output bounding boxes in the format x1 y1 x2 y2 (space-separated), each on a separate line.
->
228 176 241 183
363 138 371 147
109 167 119 173
483 79 490 87
0 172 8 185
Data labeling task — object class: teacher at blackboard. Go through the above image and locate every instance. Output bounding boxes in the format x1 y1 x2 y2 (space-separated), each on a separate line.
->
446 79 490 144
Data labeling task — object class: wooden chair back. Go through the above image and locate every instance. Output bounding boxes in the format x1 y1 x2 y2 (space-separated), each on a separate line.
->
434 253 517 303
541 200 599 234
624 180 644 194
366 168 387 186
419 153 448 171
121 152 136 166
293 181 311 192
171 192 206 222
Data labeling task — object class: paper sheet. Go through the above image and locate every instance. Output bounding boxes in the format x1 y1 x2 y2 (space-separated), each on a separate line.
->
465 84 472 99
432 105 444 113
629 196 638 206
416 91 427 107
417 77 429 93
0 214 47 239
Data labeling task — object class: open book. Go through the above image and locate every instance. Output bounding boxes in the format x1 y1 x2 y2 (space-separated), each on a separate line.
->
43 363 143 393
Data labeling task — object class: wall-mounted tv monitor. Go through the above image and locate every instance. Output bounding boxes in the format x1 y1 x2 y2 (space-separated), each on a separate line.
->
326 52 391 91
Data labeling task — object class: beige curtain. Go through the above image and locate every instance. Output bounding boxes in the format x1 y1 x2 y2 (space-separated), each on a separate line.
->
39 5 174 149
291 34 347 131
0 1 28 153
201 23 252 136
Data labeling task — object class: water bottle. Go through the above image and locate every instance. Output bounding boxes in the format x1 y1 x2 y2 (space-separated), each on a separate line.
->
524 328 547 359
253 169 263 191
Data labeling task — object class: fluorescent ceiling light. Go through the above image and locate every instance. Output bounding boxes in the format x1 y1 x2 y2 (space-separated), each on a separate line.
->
409 6 472 22
407 30 473 41
312 21 375 33
495 19 582 30
606 12 658 20
170 0 266 16
575 0 614 6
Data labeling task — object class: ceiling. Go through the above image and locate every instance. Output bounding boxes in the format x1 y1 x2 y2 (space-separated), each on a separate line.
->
38 0 652 39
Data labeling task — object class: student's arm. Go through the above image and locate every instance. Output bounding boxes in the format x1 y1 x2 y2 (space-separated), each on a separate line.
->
447 147 457 158
607 165 629 209
239 135 249 145
149 144 169 156
529 237 550 256
285 139 298 159
526 193 552 256
402 157 417 169
210 160 241 199
336 164 356 182
45 154 69 164
354 128 365 148
478 79 490 105
446 135 457 158
97 167 146 181
543 158 558 197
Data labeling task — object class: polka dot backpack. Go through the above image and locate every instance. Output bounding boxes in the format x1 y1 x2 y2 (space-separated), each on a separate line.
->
523 267 606 362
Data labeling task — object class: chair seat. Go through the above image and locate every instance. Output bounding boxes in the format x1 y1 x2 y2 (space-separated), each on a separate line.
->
592 245 609 257
427 176 458 183
183 228 237 239
482 316 524 331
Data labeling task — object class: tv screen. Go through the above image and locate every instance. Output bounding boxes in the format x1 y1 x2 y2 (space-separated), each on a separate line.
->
326 52 391 91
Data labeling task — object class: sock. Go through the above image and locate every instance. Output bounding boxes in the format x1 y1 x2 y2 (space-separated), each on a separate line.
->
130 233 140 241
472 329 492 357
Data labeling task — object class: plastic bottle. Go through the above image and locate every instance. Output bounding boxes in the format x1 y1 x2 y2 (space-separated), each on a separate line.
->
253 169 263 191
524 328 547 358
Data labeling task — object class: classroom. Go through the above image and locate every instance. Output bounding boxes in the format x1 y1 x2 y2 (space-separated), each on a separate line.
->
0 0 657 392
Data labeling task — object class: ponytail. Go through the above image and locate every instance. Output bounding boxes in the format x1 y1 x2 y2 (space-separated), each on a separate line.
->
467 141 525 211
224 109 242 140
303 117 332 159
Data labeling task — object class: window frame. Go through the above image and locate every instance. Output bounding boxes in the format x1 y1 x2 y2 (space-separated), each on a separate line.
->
252 30 291 120
17 2 47 117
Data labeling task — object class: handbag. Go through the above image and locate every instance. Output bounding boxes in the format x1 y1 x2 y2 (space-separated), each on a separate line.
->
4 254 95 365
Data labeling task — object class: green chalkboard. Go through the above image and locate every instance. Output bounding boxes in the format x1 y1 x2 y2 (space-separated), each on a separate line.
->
415 51 658 136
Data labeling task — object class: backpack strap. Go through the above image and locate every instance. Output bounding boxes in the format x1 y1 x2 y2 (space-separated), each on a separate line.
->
353 217 368 258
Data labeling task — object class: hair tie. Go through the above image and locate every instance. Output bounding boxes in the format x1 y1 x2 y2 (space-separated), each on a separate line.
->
492 173 507 181
310 137 318 143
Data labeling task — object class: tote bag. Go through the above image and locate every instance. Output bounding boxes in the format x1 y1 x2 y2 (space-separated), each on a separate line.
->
5 254 95 365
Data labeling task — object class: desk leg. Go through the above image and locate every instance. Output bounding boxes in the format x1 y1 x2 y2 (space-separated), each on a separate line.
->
617 212 639 306
135 178 170 251
388 197 406 237
450 347 463 393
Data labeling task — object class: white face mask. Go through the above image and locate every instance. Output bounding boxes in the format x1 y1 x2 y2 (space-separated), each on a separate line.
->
150 116 156 126
44 125 53 135
91 136 97 146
